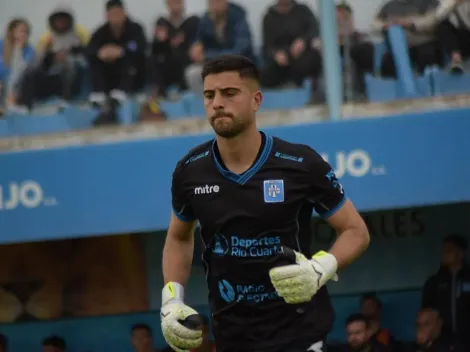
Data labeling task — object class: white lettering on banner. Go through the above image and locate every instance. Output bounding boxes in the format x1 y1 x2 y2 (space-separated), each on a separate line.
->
0 181 58 211
321 149 386 178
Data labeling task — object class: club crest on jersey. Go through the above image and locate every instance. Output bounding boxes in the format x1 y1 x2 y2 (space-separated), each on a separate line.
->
263 180 284 203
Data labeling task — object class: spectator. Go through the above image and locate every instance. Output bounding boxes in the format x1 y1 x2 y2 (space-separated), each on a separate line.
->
335 3 374 95
342 314 388 352
371 0 442 77
0 18 34 111
131 324 158 352
361 292 399 350
17 5 89 111
42 335 66 352
150 0 199 97
422 235 470 346
0 333 7 352
260 0 321 88
405 308 466 352
87 0 146 106
185 0 254 93
434 0 470 73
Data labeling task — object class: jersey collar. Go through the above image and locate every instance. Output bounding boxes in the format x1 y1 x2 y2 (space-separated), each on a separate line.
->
211 132 273 185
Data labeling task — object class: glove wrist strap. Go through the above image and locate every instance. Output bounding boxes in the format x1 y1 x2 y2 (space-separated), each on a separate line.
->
162 281 185 306
312 251 338 281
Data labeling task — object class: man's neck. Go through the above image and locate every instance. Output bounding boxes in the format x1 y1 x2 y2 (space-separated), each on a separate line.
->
216 127 262 175
169 12 183 24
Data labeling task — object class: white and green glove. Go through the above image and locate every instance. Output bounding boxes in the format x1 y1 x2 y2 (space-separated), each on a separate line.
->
160 282 203 352
269 250 339 304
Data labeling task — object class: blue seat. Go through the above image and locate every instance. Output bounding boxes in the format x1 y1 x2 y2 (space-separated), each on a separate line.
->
7 113 71 137
430 66 470 96
160 99 189 119
260 80 311 111
365 69 433 103
0 118 11 137
64 106 96 130
183 93 205 117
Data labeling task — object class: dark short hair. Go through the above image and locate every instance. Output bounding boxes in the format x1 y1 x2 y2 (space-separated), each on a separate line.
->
42 336 66 350
0 333 7 349
443 235 467 251
361 292 382 309
336 2 352 13
201 55 260 82
106 0 124 10
131 323 152 334
346 313 369 327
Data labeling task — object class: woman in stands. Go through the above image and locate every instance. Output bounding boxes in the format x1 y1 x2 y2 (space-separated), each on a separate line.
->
0 18 34 114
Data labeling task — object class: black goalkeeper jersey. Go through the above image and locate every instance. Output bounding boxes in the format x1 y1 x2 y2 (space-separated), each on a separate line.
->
171 132 346 351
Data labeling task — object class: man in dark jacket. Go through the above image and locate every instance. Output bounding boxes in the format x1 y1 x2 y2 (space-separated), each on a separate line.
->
150 0 199 97
185 0 254 93
260 0 321 88
338 314 389 352
87 0 146 106
405 308 466 352
422 235 470 347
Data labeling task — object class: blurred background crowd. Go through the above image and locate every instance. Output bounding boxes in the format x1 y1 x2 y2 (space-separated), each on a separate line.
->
1 0 470 126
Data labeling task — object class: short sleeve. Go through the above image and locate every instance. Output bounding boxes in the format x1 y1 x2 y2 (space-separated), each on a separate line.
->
306 148 346 218
171 161 196 222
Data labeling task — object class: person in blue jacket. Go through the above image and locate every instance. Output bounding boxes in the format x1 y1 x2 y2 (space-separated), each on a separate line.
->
185 0 254 93
0 18 34 110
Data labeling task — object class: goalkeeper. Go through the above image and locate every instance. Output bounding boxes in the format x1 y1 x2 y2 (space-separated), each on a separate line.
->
160 54 370 352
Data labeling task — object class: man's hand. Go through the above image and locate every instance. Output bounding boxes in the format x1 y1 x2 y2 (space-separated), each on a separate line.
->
171 32 185 48
274 50 289 66
190 43 204 63
290 38 306 58
155 25 169 42
161 282 203 352
269 250 338 304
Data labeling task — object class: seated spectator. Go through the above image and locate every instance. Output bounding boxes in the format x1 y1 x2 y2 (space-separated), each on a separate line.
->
336 3 374 95
0 18 34 111
42 335 66 352
0 333 7 352
16 5 89 111
404 308 466 352
435 0 470 73
341 314 389 352
150 0 199 97
360 292 399 350
131 324 158 352
87 0 146 106
371 0 443 77
185 0 254 93
422 235 470 347
260 0 321 88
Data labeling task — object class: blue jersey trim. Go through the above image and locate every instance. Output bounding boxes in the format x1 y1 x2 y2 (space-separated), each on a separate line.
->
211 133 273 185
172 207 196 222
320 196 347 219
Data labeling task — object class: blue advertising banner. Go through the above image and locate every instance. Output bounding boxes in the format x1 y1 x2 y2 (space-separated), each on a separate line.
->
0 108 469 243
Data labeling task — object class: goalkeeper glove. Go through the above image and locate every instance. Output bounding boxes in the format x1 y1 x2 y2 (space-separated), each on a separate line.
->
160 282 203 352
269 250 338 304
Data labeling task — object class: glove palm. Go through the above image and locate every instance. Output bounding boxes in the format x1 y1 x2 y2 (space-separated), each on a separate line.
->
161 301 202 352
269 250 338 304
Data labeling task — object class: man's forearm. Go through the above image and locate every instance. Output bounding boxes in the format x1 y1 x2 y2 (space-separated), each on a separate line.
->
329 226 370 269
162 235 194 286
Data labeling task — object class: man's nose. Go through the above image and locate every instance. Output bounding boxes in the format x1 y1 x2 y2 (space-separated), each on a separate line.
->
212 92 224 109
